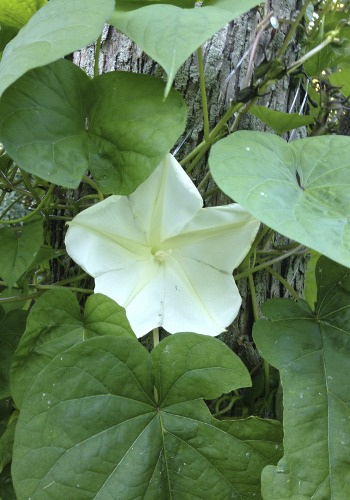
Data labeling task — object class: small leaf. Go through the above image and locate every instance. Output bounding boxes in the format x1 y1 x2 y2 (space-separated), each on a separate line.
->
0 310 27 399
10 289 135 409
152 332 251 406
253 257 350 499
210 131 350 267
0 218 43 287
0 415 17 471
329 63 350 97
304 249 321 310
249 105 314 135
0 0 115 96
12 334 280 499
0 59 187 193
110 0 261 95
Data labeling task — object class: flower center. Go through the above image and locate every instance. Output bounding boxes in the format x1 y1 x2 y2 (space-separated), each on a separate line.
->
152 248 172 263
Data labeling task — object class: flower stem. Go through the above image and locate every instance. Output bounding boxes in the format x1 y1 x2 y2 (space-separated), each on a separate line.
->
94 34 102 78
152 327 159 348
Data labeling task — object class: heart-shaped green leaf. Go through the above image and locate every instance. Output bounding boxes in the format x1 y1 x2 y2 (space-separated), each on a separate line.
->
0 0 115 96
12 333 282 499
0 218 43 287
110 0 260 95
10 289 135 409
152 332 251 406
210 131 350 267
0 58 186 193
253 257 350 499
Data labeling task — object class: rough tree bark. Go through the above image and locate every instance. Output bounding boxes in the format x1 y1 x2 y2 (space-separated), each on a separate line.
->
64 1 306 384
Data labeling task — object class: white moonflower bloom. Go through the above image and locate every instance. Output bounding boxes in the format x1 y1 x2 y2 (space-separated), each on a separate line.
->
65 154 260 337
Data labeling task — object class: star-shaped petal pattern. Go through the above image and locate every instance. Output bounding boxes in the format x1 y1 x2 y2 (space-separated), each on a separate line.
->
65 154 260 337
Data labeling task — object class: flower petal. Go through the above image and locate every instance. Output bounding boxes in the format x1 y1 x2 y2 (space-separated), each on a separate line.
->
121 255 241 337
129 153 202 242
165 204 260 271
65 195 150 276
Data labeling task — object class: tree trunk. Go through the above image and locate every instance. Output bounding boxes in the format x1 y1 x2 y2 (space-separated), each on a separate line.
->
68 1 306 374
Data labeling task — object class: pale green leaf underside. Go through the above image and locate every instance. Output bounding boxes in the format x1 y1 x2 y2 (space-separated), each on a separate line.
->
110 0 260 95
12 334 281 499
253 258 350 499
0 0 115 96
10 289 135 409
0 59 186 194
210 131 350 267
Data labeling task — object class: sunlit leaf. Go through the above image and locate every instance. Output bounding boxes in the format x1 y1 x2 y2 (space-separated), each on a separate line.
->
110 0 260 95
0 0 115 96
253 257 350 499
210 131 350 267
0 0 46 30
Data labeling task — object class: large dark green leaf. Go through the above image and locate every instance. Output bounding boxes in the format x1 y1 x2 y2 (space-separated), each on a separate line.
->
253 257 350 499
210 131 350 267
12 333 282 499
0 0 115 96
110 0 260 95
0 58 186 193
0 310 27 399
0 218 43 287
0 415 17 472
10 289 135 409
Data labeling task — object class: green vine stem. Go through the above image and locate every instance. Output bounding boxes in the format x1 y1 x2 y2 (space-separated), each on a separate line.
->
94 34 102 78
265 266 300 301
0 195 26 220
287 30 339 73
213 394 243 418
19 169 41 204
276 0 312 59
0 183 55 225
235 244 306 281
0 281 93 295
82 175 104 201
197 47 210 144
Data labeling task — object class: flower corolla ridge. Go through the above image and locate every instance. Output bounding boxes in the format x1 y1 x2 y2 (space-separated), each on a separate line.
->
65 153 260 338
